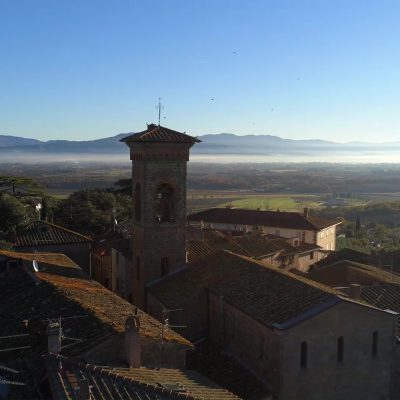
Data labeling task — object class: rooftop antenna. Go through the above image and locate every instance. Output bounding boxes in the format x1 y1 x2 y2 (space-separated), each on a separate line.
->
156 97 164 125
160 308 186 366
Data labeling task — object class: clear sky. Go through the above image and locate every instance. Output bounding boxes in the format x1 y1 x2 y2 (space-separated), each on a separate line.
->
1 0 400 142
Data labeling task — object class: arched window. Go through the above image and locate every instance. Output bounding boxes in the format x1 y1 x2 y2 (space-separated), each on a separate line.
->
372 331 378 357
161 257 169 277
155 183 175 223
337 336 344 363
300 341 307 369
136 256 140 281
134 183 141 221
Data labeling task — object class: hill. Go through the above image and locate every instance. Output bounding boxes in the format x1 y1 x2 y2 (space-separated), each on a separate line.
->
1 132 400 157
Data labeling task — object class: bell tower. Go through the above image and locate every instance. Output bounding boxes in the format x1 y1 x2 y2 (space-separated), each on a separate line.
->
121 124 200 308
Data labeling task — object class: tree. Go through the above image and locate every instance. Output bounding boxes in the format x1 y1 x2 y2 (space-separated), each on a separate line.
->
53 189 119 235
0 176 43 198
0 193 27 234
355 215 361 232
113 178 132 196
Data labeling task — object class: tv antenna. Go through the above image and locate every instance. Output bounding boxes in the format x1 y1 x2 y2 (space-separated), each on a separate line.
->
160 308 186 366
156 97 164 125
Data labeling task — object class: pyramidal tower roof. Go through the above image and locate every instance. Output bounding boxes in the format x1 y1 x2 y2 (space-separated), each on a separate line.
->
120 124 201 144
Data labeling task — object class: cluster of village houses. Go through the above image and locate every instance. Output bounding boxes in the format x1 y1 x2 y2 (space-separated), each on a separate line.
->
1 124 400 400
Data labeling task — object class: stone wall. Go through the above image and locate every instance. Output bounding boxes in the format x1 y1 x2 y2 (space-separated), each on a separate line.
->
278 301 396 400
208 292 280 394
132 143 191 308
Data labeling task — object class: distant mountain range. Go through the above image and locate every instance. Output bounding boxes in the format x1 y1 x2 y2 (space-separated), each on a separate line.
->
1 132 400 156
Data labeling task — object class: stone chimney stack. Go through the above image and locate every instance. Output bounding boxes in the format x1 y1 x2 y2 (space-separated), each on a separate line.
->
74 379 90 400
124 313 141 368
303 208 309 218
47 321 61 354
350 283 362 300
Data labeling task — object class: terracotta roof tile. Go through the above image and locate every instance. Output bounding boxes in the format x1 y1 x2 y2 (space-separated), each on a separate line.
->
120 124 201 144
188 208 341 231
0 249 78 269
339 284 400 335
0 262 191 398
308 260 400 287
187 231 319 264
149 250 341 329
45 354 241 399
14 220 92 247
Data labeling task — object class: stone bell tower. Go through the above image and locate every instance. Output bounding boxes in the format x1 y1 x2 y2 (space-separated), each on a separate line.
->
121 124 200 308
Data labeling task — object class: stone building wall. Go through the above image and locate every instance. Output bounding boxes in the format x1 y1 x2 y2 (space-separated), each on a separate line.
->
208 292 281 394
132 143 191 308
278 301 396 400
147 287 209 342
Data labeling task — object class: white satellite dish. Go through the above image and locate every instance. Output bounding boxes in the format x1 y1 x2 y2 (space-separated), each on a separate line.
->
32 260 39 272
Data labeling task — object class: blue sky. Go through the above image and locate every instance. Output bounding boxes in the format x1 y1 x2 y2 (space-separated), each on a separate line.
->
1 0 399 142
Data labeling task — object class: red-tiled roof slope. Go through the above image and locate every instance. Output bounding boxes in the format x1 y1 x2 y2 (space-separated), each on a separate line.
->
14 220 92 247
187 230 320 264
308 260 400 287
339 284 400 335
46 354 241 400
0 249 78 268
149 250 342 330
188 208 341 231
120 124 201 144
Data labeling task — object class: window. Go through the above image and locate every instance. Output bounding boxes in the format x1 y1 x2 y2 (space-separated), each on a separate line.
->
161 257 169 277
224 313 234 337
372 331 378 357
310 251 314 260
136 256 140 281
337 336 344 363
258 336 264 360
300 341 307 369
301 231 306 242
134 183 141 221
155 183 175 222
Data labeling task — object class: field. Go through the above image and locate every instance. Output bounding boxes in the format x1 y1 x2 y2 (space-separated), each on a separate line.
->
187 191 328 214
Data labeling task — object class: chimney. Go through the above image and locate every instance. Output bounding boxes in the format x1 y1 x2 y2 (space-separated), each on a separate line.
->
47 322 61 354
350 284 361 300
74 379 90 400
124 314 141 367
303 208 309 218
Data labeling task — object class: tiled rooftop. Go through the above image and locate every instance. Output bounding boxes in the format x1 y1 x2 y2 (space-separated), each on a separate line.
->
0 260 191 398
339 284 400 335
14 220 92 247
45 354 241 400
187 230 319 264
188 208 341 231
120 124 201 144
313 247 371 268
0 249 78 269
308 259 400 287
150 250 341 330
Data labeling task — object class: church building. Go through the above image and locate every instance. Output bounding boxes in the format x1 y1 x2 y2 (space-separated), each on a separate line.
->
121 123 200 307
